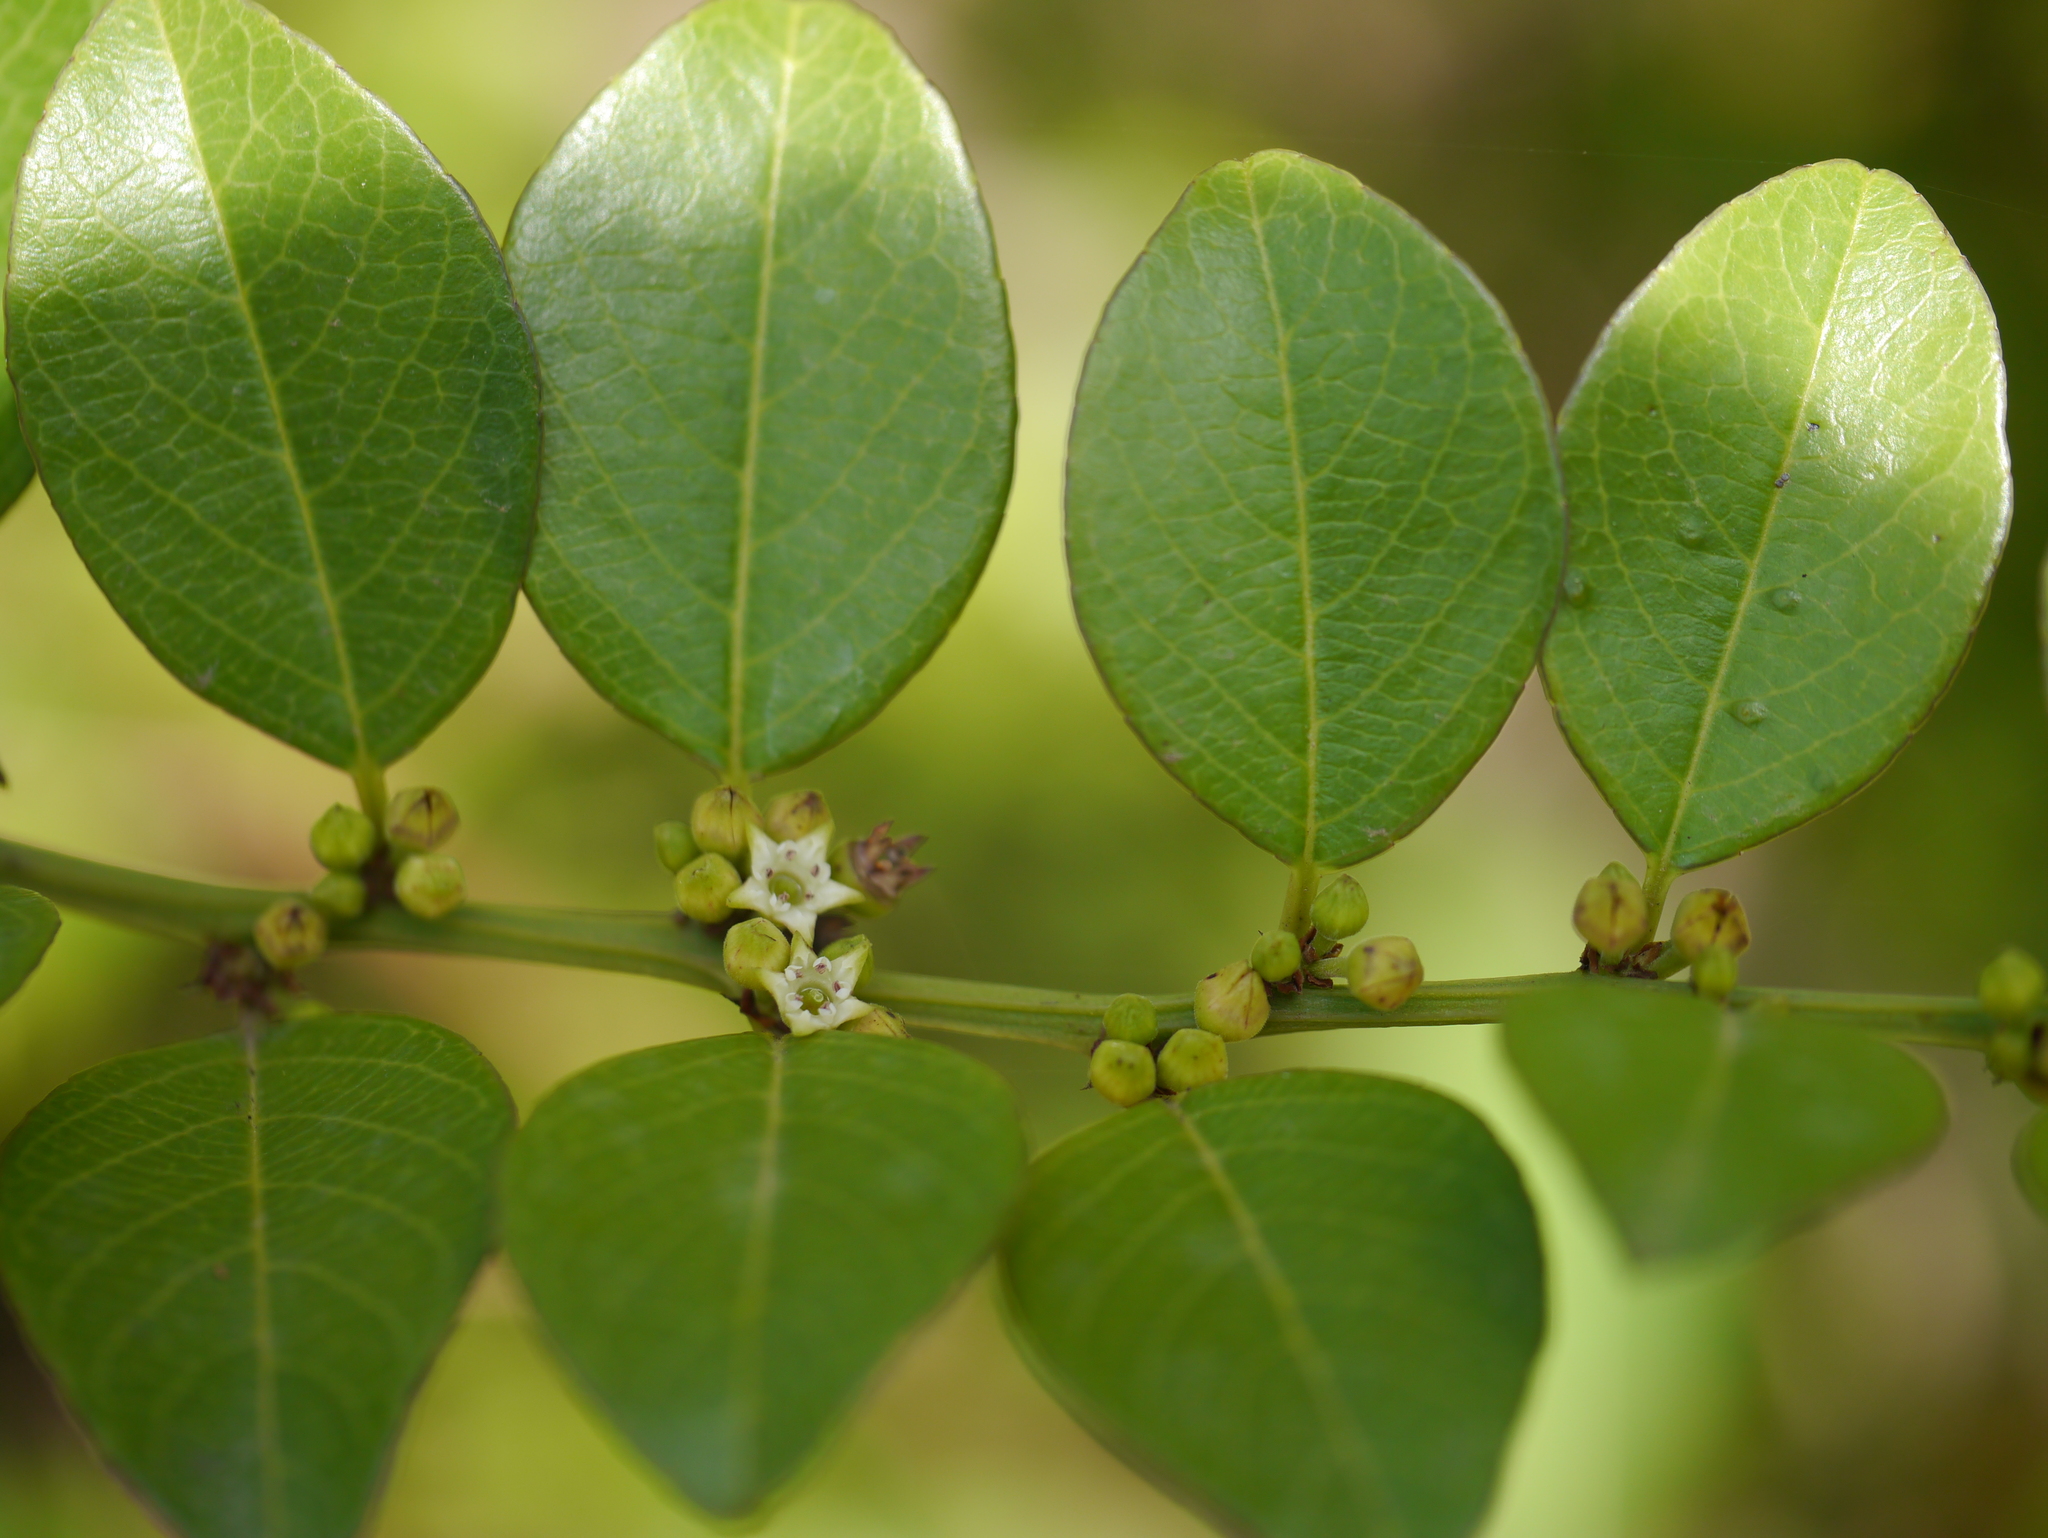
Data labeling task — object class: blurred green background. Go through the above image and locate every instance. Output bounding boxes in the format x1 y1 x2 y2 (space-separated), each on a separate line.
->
4 0 2048 1532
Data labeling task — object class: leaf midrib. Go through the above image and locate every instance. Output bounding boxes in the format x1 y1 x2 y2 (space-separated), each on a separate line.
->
726 6 801 780
148 0 371 771
1654 173 1872 869
1242 162 1322 859
1172 1100 1404 1534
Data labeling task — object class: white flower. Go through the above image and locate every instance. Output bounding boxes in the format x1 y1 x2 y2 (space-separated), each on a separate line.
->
728 826 863 944
759 939 874 1036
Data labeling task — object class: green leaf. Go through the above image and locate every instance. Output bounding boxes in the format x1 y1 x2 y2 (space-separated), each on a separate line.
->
2012 1114 2048 1221
1064 150 1563 867
507 0 1015 779
1001 1070 1544 1538
0 1012 513 1538
1542 161 2008 870
6 0 539 772
0 0 97 514
1503 980 1947 1260
0 882 58 1004
502 1030 1025 1518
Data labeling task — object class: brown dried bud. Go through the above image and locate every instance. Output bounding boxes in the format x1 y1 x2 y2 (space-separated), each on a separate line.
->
832 822 931 915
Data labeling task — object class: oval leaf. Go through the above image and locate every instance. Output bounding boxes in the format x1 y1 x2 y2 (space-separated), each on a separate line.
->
1542 161 2009 870
0 1013 513 1538
0 882 58 1004
6 0 539 771
1065 150 1563 867
1001 1070 1544 1538
502 1030 1025 1518
1503 981 1947 1260
0 0 96 512
508 0 1015 778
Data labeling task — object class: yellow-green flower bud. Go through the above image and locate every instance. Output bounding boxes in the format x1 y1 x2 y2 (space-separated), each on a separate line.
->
1194 960 1270 1042
254 897 327 970
1156 1027 1229 1094
277 995 332 1021
1348 937 1423 1011
822 934 874 993
1103 993 1158 1045
309 803 377 871
395 853 466 920
1980 947 2046 1025
691 786 761 861
1989 1027 2034 1083
723 917 791 988
653 821 698 873
1691 944 1738 1002
764 789 832 843
844 1007 909 1039
309 871 366 921
1573 863 1649 962
675 852 741 924
386 786 459 855
1310 874 1370 939
1090 1038 1157 1107
1669 888 1751 963
1250 930 1302 985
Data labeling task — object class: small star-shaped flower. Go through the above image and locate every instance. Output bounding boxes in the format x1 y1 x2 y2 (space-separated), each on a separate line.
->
728 826 863 944
759 939 874 1036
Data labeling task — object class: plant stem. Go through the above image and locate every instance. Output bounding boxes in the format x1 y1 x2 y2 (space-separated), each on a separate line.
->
0 835 1996 1056
1641 851 1675 938
353 762 389 829
1280 856 1318 937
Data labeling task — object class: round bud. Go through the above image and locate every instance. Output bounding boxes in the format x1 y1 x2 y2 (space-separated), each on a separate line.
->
1250 930 1302 985
1573 864 1649 962
1988 1027 2033 1083
1102 993 1158 1046
675 853 741 925
653 821 698 873
723 917 792 989
1156 1027 1229 1094
845 1007 910 1039
1090 1038 1158 1107
822 934 875 993
1348 937 1423 1011
395 854 466 920
1691 944 1738 1002
691 786 762 861
254 898 327 970
1310 874 1370 940
386 787 460 855
308 871 366 921
1980 947 2046 1025
1194 960 1271 1042
1670 888 1751 963
309 803 377 871
764 789 832 843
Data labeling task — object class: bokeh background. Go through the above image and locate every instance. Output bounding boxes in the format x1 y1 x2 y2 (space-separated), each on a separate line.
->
4 0 2048 1532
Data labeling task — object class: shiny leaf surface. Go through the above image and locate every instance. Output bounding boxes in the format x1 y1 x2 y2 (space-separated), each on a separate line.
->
7 0 539 770
503 1030 1025 1519
508 0 1014 778
1504 981 1947 1260
1542 161 2008 869
1065 149 1562 866
0 1013 513 1538
1002 1070 1544 1538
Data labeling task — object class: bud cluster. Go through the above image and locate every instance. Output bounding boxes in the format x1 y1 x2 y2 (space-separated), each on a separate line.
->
1982 948 2048 1100
1085 988 1232 1107
691 786 925 1040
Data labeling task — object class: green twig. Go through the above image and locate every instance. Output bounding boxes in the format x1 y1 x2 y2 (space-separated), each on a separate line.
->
0 835 1996 1055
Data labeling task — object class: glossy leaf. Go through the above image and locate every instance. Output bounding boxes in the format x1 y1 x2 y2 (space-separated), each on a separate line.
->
0 1013 513 1538
0 882 58 1004
0 0 96 513
6 0 539 772
502 1030 1025 1518
1504 981 1947 1260
1065 150 1563 867
508 0 1015 779
1002 1070 1544 1538
1542 161 2008 870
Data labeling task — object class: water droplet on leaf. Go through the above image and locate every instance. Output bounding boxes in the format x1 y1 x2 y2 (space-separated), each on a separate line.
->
1731 699 1769 727
1677 516 1709 549
1562 571 1589 606
1769 586 1803 612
